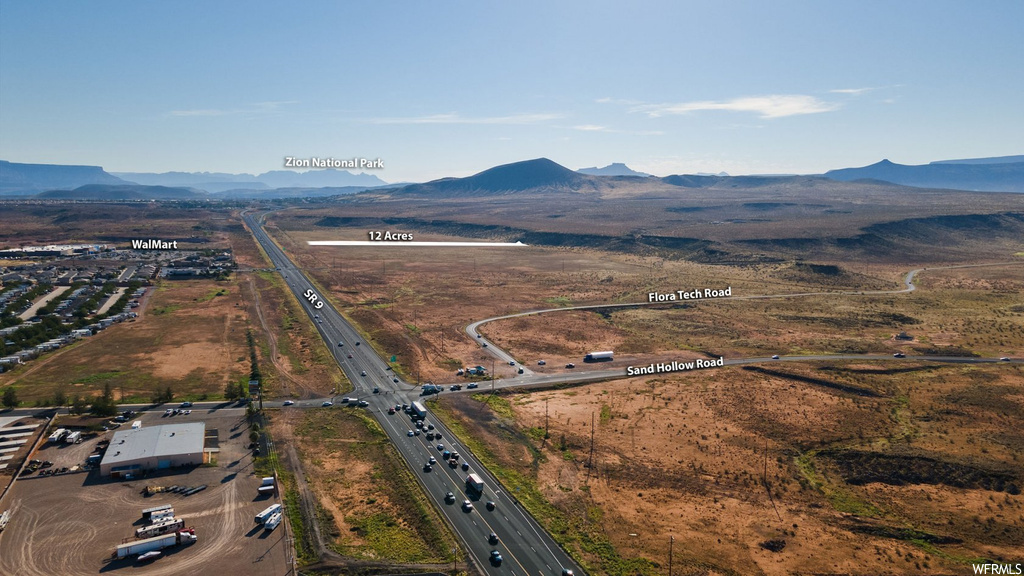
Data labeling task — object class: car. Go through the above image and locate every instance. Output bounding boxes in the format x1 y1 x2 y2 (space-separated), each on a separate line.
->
318 319 322 323
347 354 353 358
393 377 399 383
462 500 474 511
322 401 334 407
467 382 478 389
427 423 435 430
338 341 344 346
486 500 495 510
428 456 436 464
437 444 444 451
445 491 456 503
373 387 380 394
1000 357 1011 361
113 415 127 423
566 363 575 368
184 409 192 415
361 370 367 376
508 360 515 366
388 407 396 414
355 341 360 346
562 570 575 576
488 532 499 544
358 400 369 407
414 429 421 436
423 463 432 472
518 368 524 374
416 421 423 429
434 432 441 440
340 397 352 403
771 355 780 360
538 360 546 365
180 401 192 408
395 404 402 410
443 450 452 459
462 461 470 471
482 343 488 347
407 430 415 437
476 334 482 338
893 352 906 358
426 432 434 440
490 550 502 565
283 400 295 406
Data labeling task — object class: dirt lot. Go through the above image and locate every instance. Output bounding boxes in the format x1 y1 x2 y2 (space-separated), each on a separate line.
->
0 279 251 403
0 410 290 576
269 407 454 564
436 359 1024 576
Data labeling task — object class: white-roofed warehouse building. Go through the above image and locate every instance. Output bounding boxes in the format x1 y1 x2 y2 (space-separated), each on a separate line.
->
100 422 206 478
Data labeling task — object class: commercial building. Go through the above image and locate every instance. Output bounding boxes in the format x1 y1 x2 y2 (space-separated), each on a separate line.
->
100 422 206 478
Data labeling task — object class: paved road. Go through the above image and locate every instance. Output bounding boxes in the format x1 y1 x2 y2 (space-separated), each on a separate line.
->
242 212 582 576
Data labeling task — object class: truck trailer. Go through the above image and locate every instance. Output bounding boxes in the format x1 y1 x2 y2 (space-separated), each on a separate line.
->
411 401 428 419
48 428 68 443
136 517 185 539
465 473 485 493
114 528 196 560
65 431 82 444
584 351 614 362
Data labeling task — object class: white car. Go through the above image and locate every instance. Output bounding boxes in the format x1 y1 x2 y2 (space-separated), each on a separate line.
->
321 401 334 407
771 355 780 360
283 400 295 406
999 357 1011 361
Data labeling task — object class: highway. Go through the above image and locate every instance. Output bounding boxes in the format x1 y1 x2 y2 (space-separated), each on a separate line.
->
242 212 582 576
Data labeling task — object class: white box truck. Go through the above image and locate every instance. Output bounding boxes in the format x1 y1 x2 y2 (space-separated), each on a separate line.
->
114 528 196 560
466 473 485 493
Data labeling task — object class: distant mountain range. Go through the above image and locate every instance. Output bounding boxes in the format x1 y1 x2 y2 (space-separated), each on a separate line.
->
577 163 651 177
113 169 387 191
824 157 1024 192
0 161 130 195
392 158 589 196
3 155 1022 200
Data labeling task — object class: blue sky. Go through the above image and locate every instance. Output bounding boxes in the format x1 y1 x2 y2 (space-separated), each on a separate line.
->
2 1 1021 182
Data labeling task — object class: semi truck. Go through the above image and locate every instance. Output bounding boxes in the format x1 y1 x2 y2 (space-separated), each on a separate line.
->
114 528 196 560
255 503 282 525
136 517 185 539
584 351 614 362
466 473 485 493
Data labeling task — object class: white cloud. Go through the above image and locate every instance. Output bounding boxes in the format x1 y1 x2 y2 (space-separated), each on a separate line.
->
631 94 840 119
573 124 608 131
366 112 562 125
829 87 875 95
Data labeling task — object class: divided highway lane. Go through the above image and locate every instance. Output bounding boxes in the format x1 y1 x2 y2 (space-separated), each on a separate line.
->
242 212 583 576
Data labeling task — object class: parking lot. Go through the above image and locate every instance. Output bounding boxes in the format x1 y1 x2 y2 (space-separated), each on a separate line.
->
0 409 290 576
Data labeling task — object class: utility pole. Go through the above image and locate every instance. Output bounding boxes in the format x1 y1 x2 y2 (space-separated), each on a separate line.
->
669 535 674 576
586 411 595 484
545 398 550 439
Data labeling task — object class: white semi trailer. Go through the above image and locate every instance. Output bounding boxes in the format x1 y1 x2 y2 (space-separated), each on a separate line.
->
114 528 196 560
584 351 614 362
